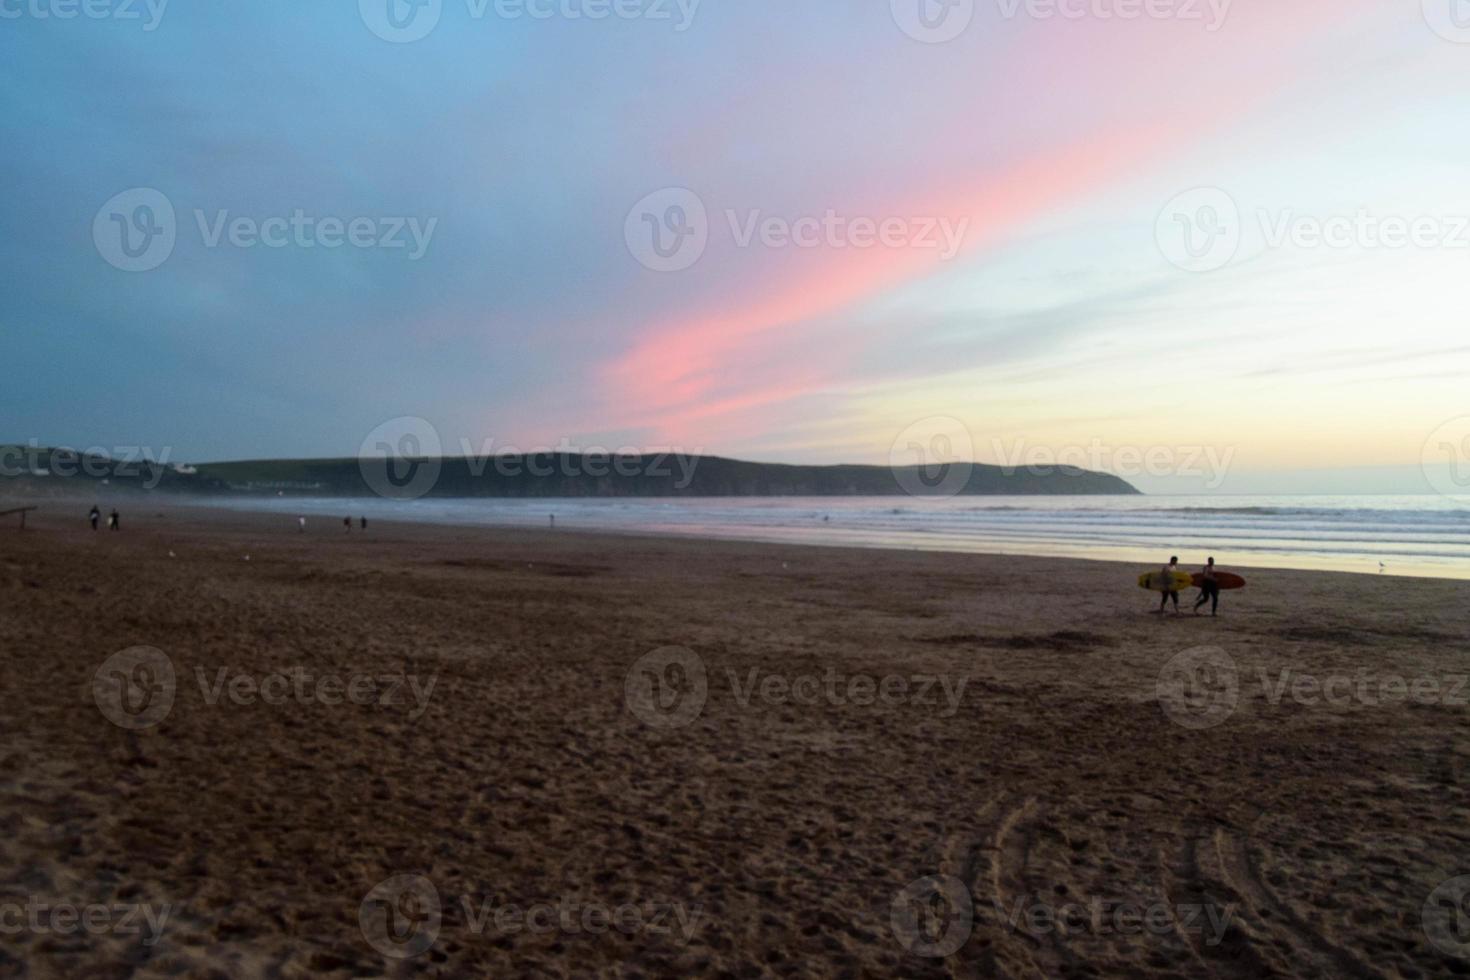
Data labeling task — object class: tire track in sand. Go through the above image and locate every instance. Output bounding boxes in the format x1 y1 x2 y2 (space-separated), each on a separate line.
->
1184 827 1380 978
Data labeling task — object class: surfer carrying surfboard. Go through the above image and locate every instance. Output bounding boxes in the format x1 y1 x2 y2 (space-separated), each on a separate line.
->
1158 556 1182 615
1195 557 1221 616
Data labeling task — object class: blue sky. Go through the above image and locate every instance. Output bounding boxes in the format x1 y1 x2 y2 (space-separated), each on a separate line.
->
4 1 1470 492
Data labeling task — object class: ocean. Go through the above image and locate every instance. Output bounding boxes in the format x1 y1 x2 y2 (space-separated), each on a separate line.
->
211 493 1470 580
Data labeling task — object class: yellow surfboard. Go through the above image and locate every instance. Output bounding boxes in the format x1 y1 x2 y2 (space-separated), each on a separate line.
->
1138 571 1192 592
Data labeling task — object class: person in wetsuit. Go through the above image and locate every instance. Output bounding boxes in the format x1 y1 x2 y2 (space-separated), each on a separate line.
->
1195 556 1221 617
1158 556 1181 615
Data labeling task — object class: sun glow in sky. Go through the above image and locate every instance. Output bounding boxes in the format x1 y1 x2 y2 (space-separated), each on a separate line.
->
3 1 1469 491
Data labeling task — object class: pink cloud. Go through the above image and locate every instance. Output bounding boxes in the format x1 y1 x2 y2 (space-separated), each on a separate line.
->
602 0 1381 447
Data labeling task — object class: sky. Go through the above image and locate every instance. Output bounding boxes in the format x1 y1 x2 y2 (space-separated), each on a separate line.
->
3 1 1470 493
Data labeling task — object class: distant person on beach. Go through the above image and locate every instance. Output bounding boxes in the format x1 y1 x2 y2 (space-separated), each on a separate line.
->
298 516 307 533
343 517 351 533
89 506 100 531
1195 557 1221 617
360 516 367 531
549 514 555 529
108 509 119 531
1158 556 1180 615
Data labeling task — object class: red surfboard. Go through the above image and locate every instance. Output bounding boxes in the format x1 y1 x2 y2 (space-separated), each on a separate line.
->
1191 572 1246 590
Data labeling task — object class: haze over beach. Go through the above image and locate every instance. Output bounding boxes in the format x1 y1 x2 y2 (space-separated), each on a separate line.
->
5 2 1470 978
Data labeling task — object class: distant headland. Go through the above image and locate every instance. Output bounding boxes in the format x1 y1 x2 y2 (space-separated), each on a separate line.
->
0 446 1141 498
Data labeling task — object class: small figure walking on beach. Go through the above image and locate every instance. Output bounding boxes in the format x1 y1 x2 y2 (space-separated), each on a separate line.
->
1194 557 1221 617
88 505 100 531
360 516 367 531
549 513 555 529
108 509 120 531
343 516 352 533
298 516 307 533
1158 556 1180 615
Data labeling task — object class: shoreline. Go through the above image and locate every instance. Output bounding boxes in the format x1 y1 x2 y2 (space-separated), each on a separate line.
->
9 492 1467 582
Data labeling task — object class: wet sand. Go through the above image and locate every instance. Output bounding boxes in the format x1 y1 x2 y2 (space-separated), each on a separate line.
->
3 504 1469 978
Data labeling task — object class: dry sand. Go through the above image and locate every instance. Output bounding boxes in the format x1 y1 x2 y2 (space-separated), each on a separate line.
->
2 503 1469 978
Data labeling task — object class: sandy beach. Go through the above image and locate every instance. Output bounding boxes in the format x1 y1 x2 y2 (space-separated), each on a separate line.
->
3 504 1469 978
